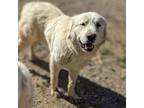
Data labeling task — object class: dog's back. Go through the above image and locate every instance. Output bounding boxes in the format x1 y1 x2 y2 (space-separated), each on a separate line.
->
18 2 64 53
19 2 63 26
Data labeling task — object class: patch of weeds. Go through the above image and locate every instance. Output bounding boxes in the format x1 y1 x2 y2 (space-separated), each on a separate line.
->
100 48 113 56
117 56 126 68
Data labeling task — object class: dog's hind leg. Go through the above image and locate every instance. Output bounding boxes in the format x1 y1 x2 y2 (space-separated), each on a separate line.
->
49 59 60 97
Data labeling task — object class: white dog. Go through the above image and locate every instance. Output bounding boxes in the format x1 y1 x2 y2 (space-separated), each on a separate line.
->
18 2 107 97
18 62 33 108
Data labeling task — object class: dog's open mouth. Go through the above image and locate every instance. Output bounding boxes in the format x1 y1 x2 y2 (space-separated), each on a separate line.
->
79 39 94 52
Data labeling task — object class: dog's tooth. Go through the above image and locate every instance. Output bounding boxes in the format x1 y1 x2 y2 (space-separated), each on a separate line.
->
81 44 85 48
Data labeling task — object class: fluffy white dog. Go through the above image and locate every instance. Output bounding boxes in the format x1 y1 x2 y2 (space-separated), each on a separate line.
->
18 2 107 97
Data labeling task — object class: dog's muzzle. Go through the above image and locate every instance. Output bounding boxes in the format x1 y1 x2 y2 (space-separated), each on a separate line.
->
79 39 94 52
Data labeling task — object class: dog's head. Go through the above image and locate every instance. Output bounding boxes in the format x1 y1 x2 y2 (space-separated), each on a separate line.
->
70 12 107 52
45 13 106 54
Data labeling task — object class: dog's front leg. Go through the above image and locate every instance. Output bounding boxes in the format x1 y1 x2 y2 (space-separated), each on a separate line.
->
49 60 60 97
67 70 78 97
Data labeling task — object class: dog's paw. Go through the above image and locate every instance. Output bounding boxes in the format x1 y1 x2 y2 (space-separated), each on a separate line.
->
51 90 61 98
66 92 80 99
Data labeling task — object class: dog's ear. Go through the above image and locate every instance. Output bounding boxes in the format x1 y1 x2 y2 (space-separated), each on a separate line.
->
56 16 78 52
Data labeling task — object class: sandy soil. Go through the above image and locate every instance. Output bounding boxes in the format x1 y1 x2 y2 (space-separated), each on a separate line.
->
19 0 126 108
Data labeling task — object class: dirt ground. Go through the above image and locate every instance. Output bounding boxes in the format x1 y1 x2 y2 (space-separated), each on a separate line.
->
19 0 126 108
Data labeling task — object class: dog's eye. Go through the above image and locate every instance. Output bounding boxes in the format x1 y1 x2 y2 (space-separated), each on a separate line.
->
96 23 101 28
80 23 86 26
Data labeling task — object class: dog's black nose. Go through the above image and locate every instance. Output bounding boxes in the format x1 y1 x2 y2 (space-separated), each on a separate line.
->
87 34 97 42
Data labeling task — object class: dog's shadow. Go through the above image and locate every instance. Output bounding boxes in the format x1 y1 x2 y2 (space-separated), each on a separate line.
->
59 70 126 108
31 58 50 72
30 59 126 108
